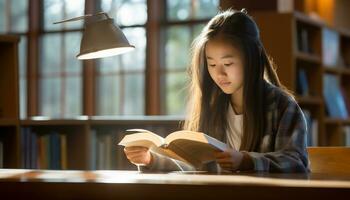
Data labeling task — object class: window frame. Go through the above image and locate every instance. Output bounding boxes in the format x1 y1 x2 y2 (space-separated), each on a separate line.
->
24 0 221 118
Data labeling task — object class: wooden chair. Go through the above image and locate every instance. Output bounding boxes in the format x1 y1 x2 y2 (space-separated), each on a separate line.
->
307 147 350 174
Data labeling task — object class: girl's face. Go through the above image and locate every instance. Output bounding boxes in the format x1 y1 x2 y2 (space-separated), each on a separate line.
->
205 37 244 95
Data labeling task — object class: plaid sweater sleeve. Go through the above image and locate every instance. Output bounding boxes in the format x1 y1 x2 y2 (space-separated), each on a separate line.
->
242 97 309 173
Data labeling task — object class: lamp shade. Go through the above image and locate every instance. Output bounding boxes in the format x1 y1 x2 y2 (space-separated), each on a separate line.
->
77 15 135 60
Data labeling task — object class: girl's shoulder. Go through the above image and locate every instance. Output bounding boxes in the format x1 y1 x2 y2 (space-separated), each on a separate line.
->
264 81 298 112
264 81 306 133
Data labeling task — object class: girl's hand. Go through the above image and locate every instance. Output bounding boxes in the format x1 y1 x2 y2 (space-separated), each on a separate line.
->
214 148 243 171
124 146 153 166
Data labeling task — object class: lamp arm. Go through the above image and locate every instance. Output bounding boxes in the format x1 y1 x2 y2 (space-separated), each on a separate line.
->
53 12 110 24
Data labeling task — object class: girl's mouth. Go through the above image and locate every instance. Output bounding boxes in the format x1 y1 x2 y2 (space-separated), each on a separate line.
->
219 81 231 87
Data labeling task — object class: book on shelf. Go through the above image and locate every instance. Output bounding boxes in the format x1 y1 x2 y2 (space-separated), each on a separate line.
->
322 28 340 67
342 43 350 67
90 129 97 170
20 128 67 169
345 126 350 146
0 141 3 168
297 68 309 96
302 110 318 146
118 129 228 167
91 130 116 170
330 126 350 146
341 86 350 114
297 26 311 54
323 74 349 118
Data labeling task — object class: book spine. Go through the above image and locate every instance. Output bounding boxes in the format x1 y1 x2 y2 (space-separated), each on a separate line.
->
60 134 67 170
97 140 104 170
31 131 37 169
20 128 26 168
49 133 54 169
105 134 112 170
44 135 49 169
90 129 97 170
0 141 3 168
25 128 31 169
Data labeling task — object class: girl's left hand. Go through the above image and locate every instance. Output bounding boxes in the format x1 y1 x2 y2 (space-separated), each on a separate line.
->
214 149 243 171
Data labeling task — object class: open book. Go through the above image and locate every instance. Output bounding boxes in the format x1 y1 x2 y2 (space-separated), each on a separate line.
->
118 129 227 167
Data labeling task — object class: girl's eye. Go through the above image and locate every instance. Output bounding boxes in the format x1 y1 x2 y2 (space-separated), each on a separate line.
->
224 63 233 67
209 64 216 67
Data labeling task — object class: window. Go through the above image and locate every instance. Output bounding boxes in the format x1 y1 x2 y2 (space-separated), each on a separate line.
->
40 0 84 118
0 0 28 119
163 0 219 115
2 0 220 118
95 0 147 115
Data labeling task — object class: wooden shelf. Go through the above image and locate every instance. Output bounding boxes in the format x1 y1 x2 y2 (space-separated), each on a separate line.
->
295 51 322 64
324 67 350 75
296 96 323 105
0 119 18 126
324 118 350 125
253 11 350 146
20 119 88 126
89 115 184 125
293 11 326 27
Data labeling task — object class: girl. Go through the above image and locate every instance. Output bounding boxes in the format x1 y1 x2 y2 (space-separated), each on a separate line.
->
124 8 309 173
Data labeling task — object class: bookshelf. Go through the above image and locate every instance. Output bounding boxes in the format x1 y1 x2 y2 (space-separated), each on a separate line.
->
252 11 350 146
0 34 183 170
0 35 20 168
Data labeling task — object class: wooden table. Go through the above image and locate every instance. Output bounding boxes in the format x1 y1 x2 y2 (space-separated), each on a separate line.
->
0 169 349 199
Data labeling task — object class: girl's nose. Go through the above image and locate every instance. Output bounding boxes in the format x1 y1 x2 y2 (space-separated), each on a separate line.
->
217 65 227 76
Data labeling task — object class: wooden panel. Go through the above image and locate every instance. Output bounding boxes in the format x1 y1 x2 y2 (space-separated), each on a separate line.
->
252 12 295 90
0 126 20 168
0 36 20 120
145 0 165 115
27 0 41 117
308 147 350 173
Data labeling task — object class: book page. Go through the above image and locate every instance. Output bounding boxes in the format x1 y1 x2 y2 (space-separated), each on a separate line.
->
164 130 228 166
165 130 227 151
118 130 165 148
168 140 222 167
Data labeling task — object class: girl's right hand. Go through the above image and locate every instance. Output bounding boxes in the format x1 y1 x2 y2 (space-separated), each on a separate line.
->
123 146 153 166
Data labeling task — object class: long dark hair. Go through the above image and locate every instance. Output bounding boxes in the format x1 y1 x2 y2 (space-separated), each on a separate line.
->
184 8 290 151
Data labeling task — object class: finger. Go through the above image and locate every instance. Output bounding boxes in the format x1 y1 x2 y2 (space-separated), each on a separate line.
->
125 151 141 158
124 146 148 152
125 152 146 160
216 158 231 164
125 149 146 155
130 158 146 165
127 154 147 162
214 152 231 158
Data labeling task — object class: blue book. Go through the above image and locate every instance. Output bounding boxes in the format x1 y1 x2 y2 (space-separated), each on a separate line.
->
31 132 37 169
56 133 61 169
297 69 309 96
50 132 60 170
322 28 340 67
20 128 26 168
323 74 349 118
